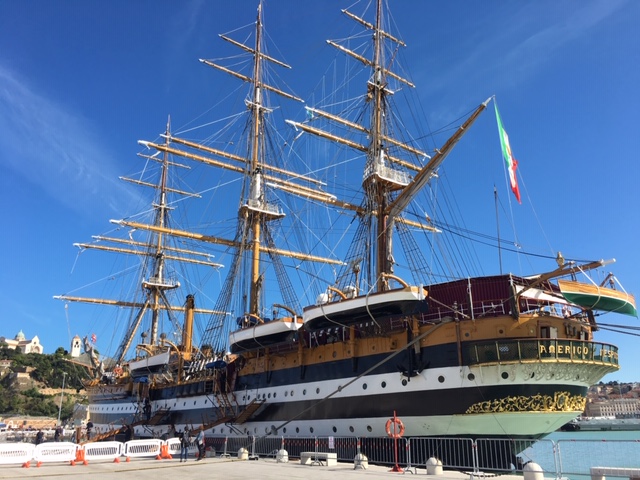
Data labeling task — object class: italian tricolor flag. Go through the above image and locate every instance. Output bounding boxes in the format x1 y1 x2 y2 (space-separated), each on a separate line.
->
494 103 521 204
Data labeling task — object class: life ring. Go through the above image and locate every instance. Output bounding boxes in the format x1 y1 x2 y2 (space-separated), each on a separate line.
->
385 417 405 438
113 366 123 376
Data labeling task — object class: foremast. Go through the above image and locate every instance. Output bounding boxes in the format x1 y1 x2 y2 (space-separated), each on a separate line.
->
136 2 344 355
55 118 223 369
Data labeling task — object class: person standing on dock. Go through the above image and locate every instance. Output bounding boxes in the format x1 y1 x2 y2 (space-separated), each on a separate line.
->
195 426 205 460
179 429 190 462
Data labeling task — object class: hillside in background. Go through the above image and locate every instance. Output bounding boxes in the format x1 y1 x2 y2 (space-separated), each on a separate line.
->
0 346 89 421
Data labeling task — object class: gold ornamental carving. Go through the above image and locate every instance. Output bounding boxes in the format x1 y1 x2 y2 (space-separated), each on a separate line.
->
465 391 586 414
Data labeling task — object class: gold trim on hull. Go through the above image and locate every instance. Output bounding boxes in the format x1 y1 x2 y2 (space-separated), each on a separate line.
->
466 391 586 414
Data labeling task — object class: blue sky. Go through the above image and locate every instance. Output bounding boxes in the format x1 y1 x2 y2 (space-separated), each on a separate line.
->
1 1 639 381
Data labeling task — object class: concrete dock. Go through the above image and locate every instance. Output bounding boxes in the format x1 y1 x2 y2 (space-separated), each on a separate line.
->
0 456 525 480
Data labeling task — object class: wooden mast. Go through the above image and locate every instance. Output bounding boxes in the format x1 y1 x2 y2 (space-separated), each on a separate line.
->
290 0 487 294
249 2 265 318
149 118 171 346
372 0 388 292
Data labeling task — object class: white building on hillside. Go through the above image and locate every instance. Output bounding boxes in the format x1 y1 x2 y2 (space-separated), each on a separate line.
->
0 331 43 354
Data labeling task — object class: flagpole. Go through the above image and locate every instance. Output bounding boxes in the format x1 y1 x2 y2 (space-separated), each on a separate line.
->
494 186 503 275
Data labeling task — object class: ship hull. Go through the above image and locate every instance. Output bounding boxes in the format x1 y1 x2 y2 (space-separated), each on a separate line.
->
87 356 601 438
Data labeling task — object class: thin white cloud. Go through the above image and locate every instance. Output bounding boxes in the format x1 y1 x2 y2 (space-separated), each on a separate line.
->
0 64 141 217
498 0 627 79
418 0 628 119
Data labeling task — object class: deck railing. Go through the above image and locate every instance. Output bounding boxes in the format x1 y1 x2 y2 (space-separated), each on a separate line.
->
465 339 619 367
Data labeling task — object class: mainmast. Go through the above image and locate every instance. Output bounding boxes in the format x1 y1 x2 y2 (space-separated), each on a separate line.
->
247 3 268 318
287 0 487 296
366 0 393 291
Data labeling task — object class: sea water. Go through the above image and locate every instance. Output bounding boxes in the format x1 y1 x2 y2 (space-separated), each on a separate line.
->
519 430 640 478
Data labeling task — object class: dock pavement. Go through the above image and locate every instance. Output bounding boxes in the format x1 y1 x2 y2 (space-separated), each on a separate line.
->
0 456 527 480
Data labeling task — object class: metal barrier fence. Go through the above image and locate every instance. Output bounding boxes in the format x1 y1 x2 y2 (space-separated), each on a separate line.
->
1 435 639 476
205 435 640 476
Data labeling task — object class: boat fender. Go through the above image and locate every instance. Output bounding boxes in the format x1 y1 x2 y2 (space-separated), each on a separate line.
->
385 417 405 438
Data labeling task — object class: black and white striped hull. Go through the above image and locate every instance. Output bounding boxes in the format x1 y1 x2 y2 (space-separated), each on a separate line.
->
88 361 598 440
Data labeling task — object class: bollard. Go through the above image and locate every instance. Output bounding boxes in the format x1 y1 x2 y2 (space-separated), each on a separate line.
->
237 447 249 460
276 449 289 463
426 457 443 475
354 453 369 470
523 462 544 480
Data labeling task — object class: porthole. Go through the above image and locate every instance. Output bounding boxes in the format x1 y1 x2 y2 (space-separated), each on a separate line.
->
291 390 294 396
362 383 368 390
467 373 475 381
285 391 288 397
310 427 314 433
349 426 355 433
303 389 307 395
283 427 287 434
333 351 337 358
381 381 387 388
316 387 320 394
465 332 470 337
332 426 337 433
268 393 271 398
194 401 197 405
296 427 300 434
212 428 216 434
367 425 372 432
402 379 408 386
273 392 277 398
438 375 445 383
501 372 509 379
183 402 187 406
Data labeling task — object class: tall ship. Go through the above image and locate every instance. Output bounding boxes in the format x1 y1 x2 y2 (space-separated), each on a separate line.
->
56 0 635 466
